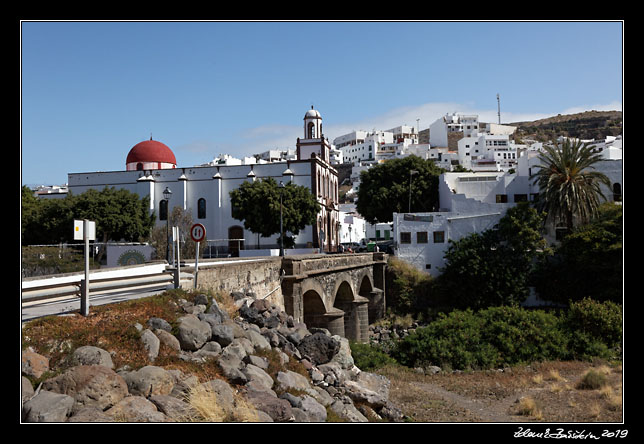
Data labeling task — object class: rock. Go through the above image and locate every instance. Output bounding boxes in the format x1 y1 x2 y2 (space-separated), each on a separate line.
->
68 406 115 422
243 364 274 392
329 336 355 369
244 329 272 353
42 365 128 411
105 396 168 422
22 390 75 422
140 329 160 361
70 346 114 369
22 376 34 403
154 329 181 352
149 394 196 421
356 371 390 402
379 401 405 422
194 293 210 306
329 400 368 422
276 370 314 395
239 304 264 327
147 317 172 332
217 355 248 385
205 299 230 323
243 389 293 422
210 323 235 347
22 349 50 379
176 315 212 351
296 332 339 365
318 362 349 386
123 366 175 398
300 395 327 422
343 380 387 409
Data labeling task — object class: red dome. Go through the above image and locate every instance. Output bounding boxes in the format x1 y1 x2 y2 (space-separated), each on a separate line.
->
126 139 177 165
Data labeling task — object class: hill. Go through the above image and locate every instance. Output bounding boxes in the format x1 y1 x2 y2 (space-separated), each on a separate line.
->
510 110 622 142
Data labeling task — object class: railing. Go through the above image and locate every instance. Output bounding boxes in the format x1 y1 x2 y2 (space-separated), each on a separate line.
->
21 264 175 307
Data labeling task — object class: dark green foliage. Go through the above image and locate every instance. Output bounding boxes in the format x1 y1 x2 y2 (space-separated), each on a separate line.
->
533 203 622 304
229 177 320 244
21 186 155 251
563 298 622 360
392 306 568 370
349 341 397 371
356 156 443 224
385 257 434 316
434 204 546 310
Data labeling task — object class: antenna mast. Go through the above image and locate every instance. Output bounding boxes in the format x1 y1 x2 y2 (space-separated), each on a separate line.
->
497 93 501 124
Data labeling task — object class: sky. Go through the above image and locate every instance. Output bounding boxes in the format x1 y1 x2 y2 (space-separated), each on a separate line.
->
20 21 623 186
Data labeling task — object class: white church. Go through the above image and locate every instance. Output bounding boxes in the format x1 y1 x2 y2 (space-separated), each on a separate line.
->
68 107 341 256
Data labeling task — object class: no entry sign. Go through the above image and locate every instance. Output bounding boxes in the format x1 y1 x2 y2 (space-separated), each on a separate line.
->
190 223 206 243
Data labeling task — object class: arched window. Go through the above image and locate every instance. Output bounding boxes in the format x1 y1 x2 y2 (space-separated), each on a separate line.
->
308 122 316 139
159 199 168 221
198 198 206 219
136 162 144 171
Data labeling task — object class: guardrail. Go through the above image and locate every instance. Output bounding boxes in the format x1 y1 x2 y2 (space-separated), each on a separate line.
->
21 263 177 308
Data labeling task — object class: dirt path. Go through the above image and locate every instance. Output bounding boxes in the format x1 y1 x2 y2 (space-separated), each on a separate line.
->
378 361 624 423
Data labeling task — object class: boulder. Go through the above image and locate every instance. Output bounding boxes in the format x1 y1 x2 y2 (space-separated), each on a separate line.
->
299 395 327 422
42 365 128 411
176 315 211 351
329 400 368 422
242 364 274 392
210 323 234 347
105 396 168 422
243 389 293 422
123 365 175 398
70 346 114 369
21 349 50 379
154 329 181 352
149 394 197 421
147 317 172 332
22 390 75 422
68 406 115 422
296 332 340 365
22 376 34 403
140 329 160 361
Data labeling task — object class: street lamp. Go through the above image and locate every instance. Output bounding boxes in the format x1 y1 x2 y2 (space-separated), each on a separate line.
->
409 170 418 213
163 187 172 262
279 181 285 257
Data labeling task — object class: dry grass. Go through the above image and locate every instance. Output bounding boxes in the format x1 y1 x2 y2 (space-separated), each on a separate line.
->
515 397 543 420
183 383 260 422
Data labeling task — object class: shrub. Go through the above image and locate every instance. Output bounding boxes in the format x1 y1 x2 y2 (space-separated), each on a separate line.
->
385 257 433 315
350 341 397 371
563 298 622 360
577 369 608 390
392 306 568 371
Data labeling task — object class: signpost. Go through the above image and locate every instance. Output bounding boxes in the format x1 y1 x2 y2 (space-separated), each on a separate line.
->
74 219 95 316
190 223 206 289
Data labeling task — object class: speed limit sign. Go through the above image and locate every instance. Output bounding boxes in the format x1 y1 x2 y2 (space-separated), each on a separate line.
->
190 223 206 243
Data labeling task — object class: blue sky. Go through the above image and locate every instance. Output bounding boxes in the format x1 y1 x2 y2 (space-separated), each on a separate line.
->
21 21 623 186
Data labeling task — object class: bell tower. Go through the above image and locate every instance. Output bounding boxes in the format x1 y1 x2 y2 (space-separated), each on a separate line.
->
296 106 330 162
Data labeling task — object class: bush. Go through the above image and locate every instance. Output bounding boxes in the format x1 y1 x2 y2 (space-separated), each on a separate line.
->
385 257 434 316
350 341 397 371
563 298 622 360
392 306 568 371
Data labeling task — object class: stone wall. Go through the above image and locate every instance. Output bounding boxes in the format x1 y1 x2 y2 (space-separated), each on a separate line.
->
194 258 284 308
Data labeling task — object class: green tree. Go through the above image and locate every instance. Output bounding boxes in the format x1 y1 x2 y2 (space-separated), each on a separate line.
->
21 187 155 263
356 156 443 224
532 203 622 304
229 178 320 247
532 138 611 232
435 204 546 310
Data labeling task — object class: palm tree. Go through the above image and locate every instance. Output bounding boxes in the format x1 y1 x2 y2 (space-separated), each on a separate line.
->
532 138 611 232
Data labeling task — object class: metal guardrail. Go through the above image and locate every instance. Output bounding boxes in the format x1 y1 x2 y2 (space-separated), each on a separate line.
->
21 270 176 306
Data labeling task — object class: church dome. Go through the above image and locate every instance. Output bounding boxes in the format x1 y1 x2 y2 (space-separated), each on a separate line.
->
126 138 177 171
304 107 321 119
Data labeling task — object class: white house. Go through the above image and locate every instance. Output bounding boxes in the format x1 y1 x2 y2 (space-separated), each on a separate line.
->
67 107 341 256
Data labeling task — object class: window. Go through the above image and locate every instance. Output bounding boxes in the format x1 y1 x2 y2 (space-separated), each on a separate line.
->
136 162 144 171
513 194 528 203
496 194 508 203
433 231 445 243
159 199 168 221
425 264 431 269
198 198 206 219
375 230 381 239
400 232 411 244
417 232 428 243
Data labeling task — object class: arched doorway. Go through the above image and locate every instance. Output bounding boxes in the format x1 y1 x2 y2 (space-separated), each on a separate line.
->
228 226 244 257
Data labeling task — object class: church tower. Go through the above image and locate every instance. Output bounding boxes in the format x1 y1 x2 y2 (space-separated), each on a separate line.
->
296 106 331 162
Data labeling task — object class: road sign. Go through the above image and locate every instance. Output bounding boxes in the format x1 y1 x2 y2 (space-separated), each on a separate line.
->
74 220 96 241
190 223 206 243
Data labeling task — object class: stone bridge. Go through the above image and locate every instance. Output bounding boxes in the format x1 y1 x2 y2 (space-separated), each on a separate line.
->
280 253 387 343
